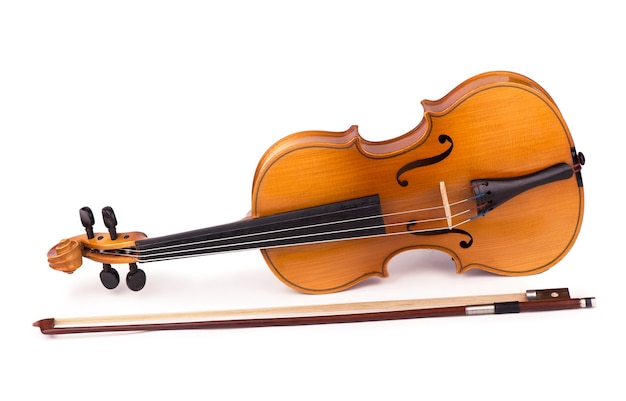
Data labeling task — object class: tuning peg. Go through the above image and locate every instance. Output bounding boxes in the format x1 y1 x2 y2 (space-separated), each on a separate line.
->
126 263 146 291
100 263 120 289
79 207 95 239
102 206 118 240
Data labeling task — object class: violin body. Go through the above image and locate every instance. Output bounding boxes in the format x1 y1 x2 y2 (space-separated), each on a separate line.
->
252 71 584 293
47 71 584 294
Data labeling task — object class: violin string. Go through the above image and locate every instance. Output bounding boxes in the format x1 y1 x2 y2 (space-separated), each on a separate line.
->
134 210 470 260
129 213 477 264
144 185 478 251
101 191 484 262
129 189 479 255
104 193 482 261
141 195 471 252
115 211 476 263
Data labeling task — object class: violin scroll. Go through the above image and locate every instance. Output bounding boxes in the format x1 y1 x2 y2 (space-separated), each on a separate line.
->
48 238 83 273
47 231 146 272
47 206 148 290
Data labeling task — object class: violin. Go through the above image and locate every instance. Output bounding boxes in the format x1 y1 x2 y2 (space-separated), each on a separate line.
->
47 71 585 294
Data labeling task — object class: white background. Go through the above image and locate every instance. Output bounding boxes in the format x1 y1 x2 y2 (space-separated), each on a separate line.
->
1 1 622 400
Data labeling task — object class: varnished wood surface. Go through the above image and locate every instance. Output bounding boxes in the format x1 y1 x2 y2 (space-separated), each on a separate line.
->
43 72 584 294
253 72 583 293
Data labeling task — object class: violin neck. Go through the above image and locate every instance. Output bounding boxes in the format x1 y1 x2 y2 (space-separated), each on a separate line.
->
134 195 386 263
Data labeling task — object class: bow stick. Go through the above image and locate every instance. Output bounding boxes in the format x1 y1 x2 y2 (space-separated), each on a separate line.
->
33 288 594 335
